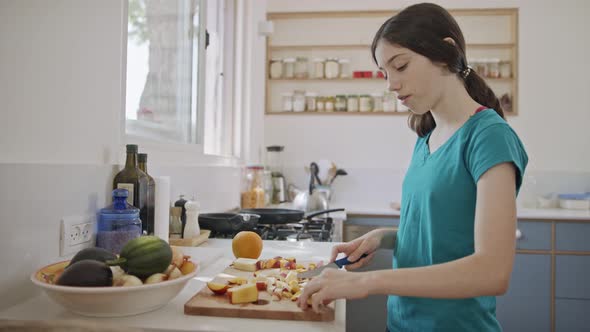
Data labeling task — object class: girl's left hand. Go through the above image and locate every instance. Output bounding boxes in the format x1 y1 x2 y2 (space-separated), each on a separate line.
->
297 268 370 313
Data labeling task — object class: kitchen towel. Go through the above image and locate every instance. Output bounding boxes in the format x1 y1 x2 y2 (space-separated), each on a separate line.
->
154 176 171 242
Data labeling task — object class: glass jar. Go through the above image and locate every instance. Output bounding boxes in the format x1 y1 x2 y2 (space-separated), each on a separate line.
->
312 58 325 79
295 57 309 79
269 58 283 79
338 59 351 78
346 94 359 112
241 165 265 209
359 94 372 112
479 59 490 78
324 58 340 79
281 92 293 112
169 207 183 239
305 92 318 111
335 95 347 112
316 96 326 111
489 58 500 78
97 189 142 254
383 91 397 112
500 61 511 78
293 90 306 112
325 96 335 112
371 92 384 112
283 58 296 79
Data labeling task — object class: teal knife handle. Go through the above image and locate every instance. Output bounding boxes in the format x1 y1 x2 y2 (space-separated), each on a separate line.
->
334 254 368 268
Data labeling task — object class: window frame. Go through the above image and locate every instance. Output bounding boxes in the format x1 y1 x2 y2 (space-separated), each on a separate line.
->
120 0 241 167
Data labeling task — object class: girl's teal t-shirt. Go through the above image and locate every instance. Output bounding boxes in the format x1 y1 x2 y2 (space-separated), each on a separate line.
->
387 109 528 332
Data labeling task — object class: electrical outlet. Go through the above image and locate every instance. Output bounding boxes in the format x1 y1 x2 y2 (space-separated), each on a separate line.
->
60 215 96 257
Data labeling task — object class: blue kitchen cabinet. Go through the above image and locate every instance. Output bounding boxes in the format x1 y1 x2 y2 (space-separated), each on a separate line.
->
496 254 552 332
555 298 590 332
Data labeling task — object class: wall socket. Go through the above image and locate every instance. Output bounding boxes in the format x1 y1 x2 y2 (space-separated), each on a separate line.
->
60 215 96 257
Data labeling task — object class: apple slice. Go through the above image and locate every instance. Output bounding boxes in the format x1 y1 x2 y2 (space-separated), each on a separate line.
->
207 281 230 295
232 258 258 272
227 283 258 304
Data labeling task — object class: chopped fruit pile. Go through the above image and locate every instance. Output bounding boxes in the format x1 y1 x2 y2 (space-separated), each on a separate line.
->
206 256 322 304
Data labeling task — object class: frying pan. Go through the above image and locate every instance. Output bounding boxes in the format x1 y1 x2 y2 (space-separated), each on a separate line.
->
239 208 344 225
198 213 260 234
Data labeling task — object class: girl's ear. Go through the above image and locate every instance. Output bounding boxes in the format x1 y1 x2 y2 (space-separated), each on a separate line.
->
443 37 457 46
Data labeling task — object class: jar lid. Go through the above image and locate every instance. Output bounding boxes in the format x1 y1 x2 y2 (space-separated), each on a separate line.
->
338 59 350 63
270 57 282 61
312 57 325 62
281 92 294 96
305 92 318 97
370 92 384 97
296 56 308 61
336 94 346 98
360 94 371 97
283 58 296 62
347 94 358 97
326 57 339 61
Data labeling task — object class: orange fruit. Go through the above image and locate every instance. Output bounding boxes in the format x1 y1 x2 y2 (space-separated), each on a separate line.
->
232 231 263 259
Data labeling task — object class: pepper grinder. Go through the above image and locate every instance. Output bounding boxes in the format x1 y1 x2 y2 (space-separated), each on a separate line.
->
183 199 200 239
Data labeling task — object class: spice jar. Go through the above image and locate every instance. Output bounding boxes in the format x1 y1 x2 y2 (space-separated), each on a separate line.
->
346 94 359 112
169 207 182 239
293 90 306 112
383 91 397 112
97 189 142 254
500 61 511 78
281 92 294 112
335 95 347 112
312 58 325 79
325 96 335 112
269 58 283 79
371 92 384 112
339 59 351 78
305 92 318 111
324 58 340 79
316 96 326 111
295 57 309 79
241 166 265 209
359 94 372 112
283 58 295 79
489 58 500 78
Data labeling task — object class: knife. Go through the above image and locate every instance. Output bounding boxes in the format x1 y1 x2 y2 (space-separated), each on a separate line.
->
298 254 368 279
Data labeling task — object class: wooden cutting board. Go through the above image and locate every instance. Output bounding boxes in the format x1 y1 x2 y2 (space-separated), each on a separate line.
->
184 263 335 321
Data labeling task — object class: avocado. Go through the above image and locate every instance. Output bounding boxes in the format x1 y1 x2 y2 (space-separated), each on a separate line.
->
67 247 117 268
57 260 113 287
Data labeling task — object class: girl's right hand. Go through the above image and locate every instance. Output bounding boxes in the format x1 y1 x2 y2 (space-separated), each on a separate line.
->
330 229 386 270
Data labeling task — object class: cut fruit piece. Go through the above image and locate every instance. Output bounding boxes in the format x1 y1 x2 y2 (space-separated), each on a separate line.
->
285 270 298 284
256 281 267 291
227 283 258 304
228 276 248 285
207 281 230 295
232 258 259 272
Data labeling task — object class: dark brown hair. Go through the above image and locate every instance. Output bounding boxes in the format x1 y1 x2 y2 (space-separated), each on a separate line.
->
371 3 504 137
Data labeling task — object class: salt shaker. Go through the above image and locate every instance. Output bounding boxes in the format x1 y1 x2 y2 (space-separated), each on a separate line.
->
183 199 200 239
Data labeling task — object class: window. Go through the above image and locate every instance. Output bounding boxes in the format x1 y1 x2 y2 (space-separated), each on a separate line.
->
125 0 236 157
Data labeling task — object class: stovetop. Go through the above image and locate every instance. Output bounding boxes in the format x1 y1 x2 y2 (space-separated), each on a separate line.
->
208 217 334 242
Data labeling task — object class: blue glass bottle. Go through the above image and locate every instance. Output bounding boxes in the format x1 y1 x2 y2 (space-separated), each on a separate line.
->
97 189 142 254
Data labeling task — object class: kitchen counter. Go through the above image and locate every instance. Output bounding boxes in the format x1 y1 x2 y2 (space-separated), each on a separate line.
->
0 240 345 332
346 206 590 221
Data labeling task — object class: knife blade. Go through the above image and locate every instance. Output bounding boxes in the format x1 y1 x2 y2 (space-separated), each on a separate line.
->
298 254 368 279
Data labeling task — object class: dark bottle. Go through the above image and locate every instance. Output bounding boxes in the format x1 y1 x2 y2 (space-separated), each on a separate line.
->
174 195 187 238
113 144 149 234
138 153 155 236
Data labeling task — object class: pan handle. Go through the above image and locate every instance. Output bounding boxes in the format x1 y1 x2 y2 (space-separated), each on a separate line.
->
305 208 345 220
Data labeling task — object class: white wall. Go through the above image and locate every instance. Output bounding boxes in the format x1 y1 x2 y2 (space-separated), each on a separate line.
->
0 0 241 310
263 0 590 210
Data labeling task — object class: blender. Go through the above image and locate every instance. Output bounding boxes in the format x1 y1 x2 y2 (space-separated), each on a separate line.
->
266 146 287 204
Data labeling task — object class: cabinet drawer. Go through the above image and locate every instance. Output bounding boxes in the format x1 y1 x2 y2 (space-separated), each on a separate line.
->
556 298 590 332
516 221 552 250
556 223 590 251
556 255 590 299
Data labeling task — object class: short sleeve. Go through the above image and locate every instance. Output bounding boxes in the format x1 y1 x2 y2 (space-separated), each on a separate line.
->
465 123 528 193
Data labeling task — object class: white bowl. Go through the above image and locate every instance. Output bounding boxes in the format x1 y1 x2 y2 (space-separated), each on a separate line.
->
31 260 198 317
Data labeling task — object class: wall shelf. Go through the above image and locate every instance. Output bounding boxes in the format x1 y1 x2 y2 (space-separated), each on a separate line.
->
265 111 410 115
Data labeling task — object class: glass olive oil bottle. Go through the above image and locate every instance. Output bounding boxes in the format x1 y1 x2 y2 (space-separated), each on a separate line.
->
113 144 149 234
138 153 155 236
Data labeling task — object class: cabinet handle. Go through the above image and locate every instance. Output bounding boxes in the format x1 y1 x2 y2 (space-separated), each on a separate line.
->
515 228 522 240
